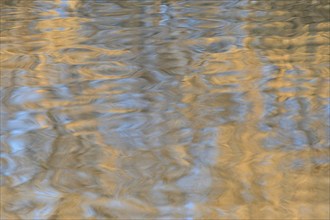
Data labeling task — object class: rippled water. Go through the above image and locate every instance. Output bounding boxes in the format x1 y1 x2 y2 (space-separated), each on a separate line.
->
1 0 329 219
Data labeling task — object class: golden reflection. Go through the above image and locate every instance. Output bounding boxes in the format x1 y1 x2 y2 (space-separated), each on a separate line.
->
0 0 329 219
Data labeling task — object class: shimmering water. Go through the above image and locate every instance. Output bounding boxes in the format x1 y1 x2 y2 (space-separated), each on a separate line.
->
0 0 329 219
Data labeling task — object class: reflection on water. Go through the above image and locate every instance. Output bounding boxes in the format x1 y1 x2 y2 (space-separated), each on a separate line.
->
0 0 329 219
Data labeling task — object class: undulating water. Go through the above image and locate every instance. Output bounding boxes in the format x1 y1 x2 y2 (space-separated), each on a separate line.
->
0 0 329 219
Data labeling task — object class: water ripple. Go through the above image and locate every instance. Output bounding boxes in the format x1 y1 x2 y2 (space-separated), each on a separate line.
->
1 0 329 219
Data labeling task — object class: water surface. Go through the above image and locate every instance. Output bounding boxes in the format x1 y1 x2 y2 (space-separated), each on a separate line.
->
1 0 329 219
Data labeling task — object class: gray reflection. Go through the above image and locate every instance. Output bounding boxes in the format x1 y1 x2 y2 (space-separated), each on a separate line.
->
0 0 329 219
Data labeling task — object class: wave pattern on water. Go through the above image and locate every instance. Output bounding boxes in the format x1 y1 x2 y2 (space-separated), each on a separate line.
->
1 0 329 219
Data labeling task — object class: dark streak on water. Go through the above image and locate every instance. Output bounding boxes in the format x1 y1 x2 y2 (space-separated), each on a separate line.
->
0 0 329 219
